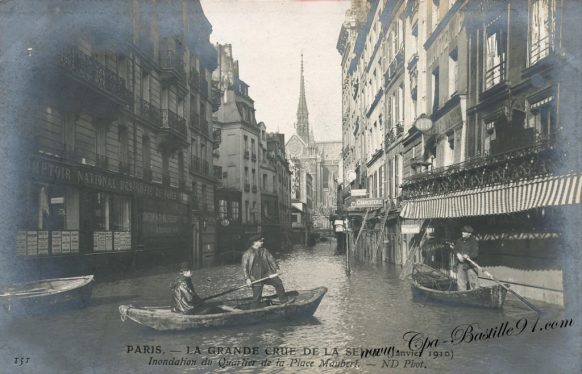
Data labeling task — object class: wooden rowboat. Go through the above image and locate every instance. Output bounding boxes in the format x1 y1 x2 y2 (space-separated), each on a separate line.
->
119 287 327 331
411 280 507 309
0 275 94 314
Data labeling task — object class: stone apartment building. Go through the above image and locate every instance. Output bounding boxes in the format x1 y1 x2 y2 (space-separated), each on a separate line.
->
338 0 581 306
5 0 219 277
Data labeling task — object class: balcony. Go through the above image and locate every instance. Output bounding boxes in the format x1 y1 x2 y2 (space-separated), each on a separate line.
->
211 81 223 112
244 183 251 192
140 99 162 125
384 47 404 88
59 46 131 108
190 156 210 176
160 50 186 86
212 129 222 149
244 150 250 160
366 148 384 167
161 109 187 139
96 155 108 169
401 133 560 199
484 61 505 91
190 112 200 131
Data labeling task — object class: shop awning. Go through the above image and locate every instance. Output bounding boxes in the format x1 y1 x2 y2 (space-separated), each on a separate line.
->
400 173 582 219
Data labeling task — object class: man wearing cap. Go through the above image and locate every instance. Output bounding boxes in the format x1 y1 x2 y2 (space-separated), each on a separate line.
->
453 225 480 290
170 262 211 314
242 235 291 307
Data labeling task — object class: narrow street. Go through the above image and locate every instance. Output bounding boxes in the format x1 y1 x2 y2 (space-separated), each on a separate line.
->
1 239 577 373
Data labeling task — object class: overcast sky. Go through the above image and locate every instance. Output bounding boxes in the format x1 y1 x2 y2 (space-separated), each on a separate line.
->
201 0 350 143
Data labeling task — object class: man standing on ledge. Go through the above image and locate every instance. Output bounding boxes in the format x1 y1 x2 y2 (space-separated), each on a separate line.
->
242 234 292 306
453 225 479 290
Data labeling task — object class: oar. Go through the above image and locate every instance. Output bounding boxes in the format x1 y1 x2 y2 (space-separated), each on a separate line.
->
464 257 541 315
201 273 279 302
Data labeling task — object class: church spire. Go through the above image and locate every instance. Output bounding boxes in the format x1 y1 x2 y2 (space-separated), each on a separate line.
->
296 52 310 144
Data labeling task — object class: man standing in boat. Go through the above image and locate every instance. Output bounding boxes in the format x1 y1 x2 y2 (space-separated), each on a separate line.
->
242 234 292 306
452 225 480 290
171 262 212 315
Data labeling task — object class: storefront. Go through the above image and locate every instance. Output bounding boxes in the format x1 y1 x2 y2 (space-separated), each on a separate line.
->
400 172 582 305
16 156 190 275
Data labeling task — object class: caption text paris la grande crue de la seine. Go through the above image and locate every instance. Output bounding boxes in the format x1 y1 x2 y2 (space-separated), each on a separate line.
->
123 316 574 370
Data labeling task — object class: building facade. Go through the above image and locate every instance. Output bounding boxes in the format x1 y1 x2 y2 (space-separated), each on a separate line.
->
10 0 218 277
338 0 581 306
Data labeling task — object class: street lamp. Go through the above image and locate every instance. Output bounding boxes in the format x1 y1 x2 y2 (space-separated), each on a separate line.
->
413 114 433 134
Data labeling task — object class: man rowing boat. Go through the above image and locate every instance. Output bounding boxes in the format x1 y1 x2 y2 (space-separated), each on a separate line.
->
241 235 294 307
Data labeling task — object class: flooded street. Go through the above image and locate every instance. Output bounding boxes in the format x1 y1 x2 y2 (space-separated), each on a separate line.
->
1 239 578 373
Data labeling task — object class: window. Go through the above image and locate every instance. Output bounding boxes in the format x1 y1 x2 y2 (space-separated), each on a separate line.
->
244 135 248 152
529 0 556 65
483 121 496 155
432 0 440 32
96 125 107 168
201 185 207 211
29 185 79 231
379 166 384 198
263 174 267 190
252 202 257 223
449 49 458 98
218 200 227 220
397 84 404 124
231 201 240 221
485 17 507 89
244 167 249 185
245 200 249 222
527 98 556 138
110 195 131 231
252 169 256 187
178 152 184 186
432 68 440 112
119 126 129 172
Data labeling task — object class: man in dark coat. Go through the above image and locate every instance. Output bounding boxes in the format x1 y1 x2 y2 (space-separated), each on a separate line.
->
170 262 210 314
241 235 292 307
453 225 479 290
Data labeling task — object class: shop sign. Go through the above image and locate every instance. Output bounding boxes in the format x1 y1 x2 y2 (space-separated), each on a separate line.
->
350 198 383 209
401 224 421 234
350 189 367 197
114 232 131 251
26 157 180 201
37 231 49 255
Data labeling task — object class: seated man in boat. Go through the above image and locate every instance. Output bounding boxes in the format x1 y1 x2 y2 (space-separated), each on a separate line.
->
452 225 480 291
170 262 214 315
242 235 294 307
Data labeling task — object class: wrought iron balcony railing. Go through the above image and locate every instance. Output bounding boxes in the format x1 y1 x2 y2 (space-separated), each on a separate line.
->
140 99 162 125
529 35 553 66
190 156 210 176
160 50 186 81
384 47 404 86
485 60 505 90
60 46 131 104
401 133 559 199
161 109 187 138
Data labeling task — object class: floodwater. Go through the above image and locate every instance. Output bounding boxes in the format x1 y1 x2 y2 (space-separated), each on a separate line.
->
1 239 579 373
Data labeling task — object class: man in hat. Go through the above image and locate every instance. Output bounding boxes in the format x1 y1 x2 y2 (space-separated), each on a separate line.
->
170 262 211 314
241 234 292 307
453 225 480 290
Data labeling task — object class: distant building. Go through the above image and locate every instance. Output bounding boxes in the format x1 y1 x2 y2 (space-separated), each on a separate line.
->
212 44 262 258
286 55 341 241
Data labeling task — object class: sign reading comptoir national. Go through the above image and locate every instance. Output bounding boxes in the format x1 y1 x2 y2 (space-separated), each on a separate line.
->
26 157 179 201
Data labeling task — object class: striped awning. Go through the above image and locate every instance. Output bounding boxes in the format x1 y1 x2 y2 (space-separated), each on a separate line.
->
400 173 582 219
